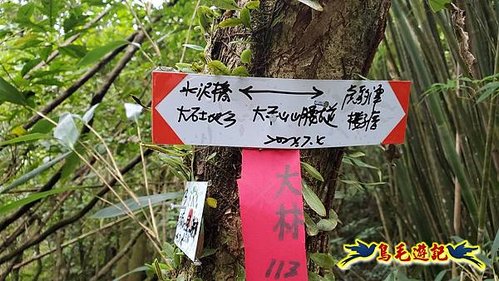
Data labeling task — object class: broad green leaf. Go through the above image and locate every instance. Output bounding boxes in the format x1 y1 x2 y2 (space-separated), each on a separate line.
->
302 181 326 217
231 66 250 77
240 49 252 64
198 6 215 32
0 186 83 215
182 44 205 51
476 81 499 103
240 8 251 28
0 152 70 194
310 253 335 269
54 113 79 149
207 60 230 75
60 44 87 58
304 212 319 236
91 192 183 219
428 0 451 12
31 119 55 134
77 40 128 67
317 217 337 232
218 18 243 28
342 156 378 170
21 58 42 77
41 0 61 27
0 133 48 147
245 1 260 9
212 0 240 10
0 77 26 105
297 0 323 11
301 161 324 182
16 3 35 23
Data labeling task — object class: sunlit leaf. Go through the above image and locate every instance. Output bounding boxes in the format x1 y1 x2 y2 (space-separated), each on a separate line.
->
302 181 326 217
240 49 252 64
207 60 230 75
428 0 451 12
218 18 243 28
301 161 324 182
77 40 128 67
212 0 239 10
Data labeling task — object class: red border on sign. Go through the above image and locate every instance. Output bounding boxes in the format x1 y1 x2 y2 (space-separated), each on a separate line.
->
152 72 187 144
382 81 411 144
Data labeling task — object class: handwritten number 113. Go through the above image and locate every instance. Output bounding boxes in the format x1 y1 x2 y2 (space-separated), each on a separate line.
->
265 259 300 279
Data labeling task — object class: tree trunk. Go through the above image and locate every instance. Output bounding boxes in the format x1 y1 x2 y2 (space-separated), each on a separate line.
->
192 0 391 279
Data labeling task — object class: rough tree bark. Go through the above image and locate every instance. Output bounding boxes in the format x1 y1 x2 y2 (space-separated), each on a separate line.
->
190 0 391 280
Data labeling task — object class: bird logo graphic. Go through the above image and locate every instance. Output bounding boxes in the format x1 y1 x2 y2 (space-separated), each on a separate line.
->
446 241 485 271
337 240 377 270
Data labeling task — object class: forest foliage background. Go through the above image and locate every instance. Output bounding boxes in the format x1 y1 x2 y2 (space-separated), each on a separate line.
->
0 0 497 280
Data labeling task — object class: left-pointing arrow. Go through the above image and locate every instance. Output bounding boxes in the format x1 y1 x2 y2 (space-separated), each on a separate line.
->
239 86 324 100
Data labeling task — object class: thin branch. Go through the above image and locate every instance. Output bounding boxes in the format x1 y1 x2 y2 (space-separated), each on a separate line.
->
0 150 152 265
88 228 143 281
23 32 138 130
23 6 113 79
12 216 129 270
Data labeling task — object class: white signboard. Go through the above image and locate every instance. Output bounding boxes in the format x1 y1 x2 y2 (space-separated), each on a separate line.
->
174 181 208 261
152 71 411 148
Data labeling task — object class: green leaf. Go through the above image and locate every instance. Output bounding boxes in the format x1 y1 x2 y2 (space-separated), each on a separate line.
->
218 18 243 28
240 8 251 28
198 6 215 32
302 181 326 217
428 0 451 12
0 152 71 194
175 63 194 73
231 66 250 77
0 133 48 147
61 151 81 182
301 161 324 182
212 0 240 10
304 212 319 236
476 81 499 103
77 40 128 67
182 44 205 51
297 0 323 11
91 192 183 219
0 186 83 215
16 3 35 23
60 44 87 58
207 60 230 75
310 253 335 269
245 1 260 9
0 77 26 105
240 49 252 64
112 266 150 281
491 229 499 261
317 217 338 232
21 58 42 77
41 0 61 27
31 119 55 134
